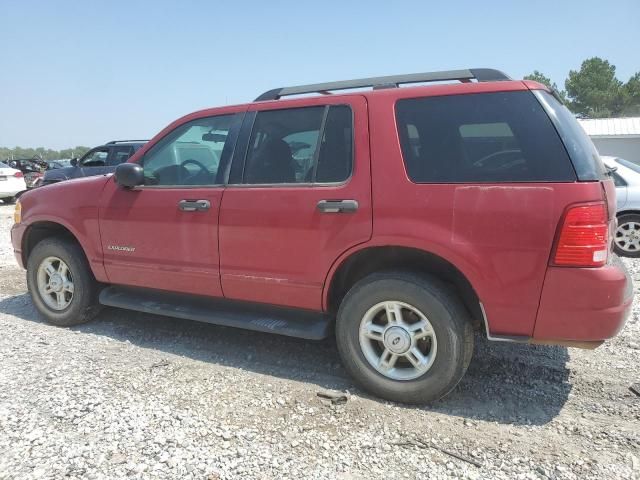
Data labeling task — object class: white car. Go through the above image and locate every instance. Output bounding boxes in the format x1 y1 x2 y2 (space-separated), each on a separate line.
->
602 156 640 257
0 162 27 204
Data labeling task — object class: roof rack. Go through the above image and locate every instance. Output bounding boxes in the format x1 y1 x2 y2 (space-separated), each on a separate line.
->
105 139 149 144
255 68 511 101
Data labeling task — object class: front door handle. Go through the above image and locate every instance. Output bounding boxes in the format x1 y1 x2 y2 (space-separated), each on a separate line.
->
178 199 211 212
317 199 359 214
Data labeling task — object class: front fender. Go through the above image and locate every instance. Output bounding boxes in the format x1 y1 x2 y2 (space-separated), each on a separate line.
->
19 176 112 282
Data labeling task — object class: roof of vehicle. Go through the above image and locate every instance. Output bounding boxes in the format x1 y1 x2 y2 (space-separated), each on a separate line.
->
254 68 513 101
578 117 640 138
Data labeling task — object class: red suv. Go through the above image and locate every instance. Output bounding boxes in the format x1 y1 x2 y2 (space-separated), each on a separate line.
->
11 68 632 403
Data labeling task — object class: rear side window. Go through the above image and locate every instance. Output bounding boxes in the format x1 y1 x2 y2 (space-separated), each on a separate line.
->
395 91 577 183
242 105 352 184
108 146 134 166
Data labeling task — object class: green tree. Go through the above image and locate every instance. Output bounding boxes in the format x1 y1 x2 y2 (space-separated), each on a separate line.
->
621 72 640 116
1 146 91 162
524 70 568 102
565 57 625 118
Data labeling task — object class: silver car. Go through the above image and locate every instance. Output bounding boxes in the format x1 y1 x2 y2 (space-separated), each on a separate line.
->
602 156 640 257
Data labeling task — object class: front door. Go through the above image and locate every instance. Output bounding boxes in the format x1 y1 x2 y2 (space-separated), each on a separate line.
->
99 110 243 297
219 96 371 310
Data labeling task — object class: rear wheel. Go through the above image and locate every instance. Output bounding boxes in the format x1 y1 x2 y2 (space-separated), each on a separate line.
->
336 272 474 404
27 238 101 326
614 213 640 258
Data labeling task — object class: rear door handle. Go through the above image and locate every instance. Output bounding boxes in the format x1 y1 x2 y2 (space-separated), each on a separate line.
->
178 199 211 212
317 199 359 214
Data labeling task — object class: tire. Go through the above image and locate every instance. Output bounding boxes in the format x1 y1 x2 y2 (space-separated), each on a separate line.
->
1 197 15 204
614 213 640 258
336 271 474 404
26 237 101 326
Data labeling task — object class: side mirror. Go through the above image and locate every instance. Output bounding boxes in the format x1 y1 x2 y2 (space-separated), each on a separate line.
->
70 158 78 167
114 163 144 188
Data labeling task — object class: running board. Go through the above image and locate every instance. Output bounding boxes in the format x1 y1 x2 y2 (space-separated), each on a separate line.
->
99 286 332 340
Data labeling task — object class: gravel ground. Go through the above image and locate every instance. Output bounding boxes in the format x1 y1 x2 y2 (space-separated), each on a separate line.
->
0 203 638 480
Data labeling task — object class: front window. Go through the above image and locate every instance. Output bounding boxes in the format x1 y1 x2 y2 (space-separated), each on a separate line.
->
81 149 109 167
141 115 235 186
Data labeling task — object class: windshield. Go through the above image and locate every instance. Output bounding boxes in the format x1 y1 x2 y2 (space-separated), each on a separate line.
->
615 158 640 175
0 162 9 168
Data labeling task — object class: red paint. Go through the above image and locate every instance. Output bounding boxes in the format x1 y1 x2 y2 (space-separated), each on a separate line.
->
534 263 632 340
10 79 630 344
99 183 225 297
219 95 371 309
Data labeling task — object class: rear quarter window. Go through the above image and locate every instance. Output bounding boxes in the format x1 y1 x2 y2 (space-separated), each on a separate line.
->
395 91 577 183
532 90 606 181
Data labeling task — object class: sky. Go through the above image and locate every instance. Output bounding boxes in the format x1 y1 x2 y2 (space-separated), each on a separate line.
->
0 0 638 150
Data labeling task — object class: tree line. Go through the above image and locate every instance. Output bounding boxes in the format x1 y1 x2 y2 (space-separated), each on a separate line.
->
525 57 639 118
1 146 90 163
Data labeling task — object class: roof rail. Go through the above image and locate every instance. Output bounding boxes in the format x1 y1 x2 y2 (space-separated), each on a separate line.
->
254 68 511 101
105 139 149 144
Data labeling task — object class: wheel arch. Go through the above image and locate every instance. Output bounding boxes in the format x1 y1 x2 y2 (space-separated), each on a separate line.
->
324 244 483 329
21 219 107 282
616 209 640 217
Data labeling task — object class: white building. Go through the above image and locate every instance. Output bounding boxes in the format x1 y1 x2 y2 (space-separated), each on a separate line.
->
578 117 640 164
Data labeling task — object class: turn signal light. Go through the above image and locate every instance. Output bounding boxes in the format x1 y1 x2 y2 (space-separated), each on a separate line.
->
13 200 21 224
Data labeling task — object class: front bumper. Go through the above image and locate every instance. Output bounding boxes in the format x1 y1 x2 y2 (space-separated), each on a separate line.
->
533 254 632 342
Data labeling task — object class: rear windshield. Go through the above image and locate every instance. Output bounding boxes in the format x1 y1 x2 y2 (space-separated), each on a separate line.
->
395 91 577 183
532 90 606 181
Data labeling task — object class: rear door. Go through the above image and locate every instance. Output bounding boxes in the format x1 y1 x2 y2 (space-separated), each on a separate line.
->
219 96 371 310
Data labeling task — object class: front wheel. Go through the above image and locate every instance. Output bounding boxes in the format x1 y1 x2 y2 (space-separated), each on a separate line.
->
336 272 474 404
27 238 101 326
1 196 15 204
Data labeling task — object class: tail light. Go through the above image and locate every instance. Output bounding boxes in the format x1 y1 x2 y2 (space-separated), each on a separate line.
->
553 203 608 267
14 171 24 178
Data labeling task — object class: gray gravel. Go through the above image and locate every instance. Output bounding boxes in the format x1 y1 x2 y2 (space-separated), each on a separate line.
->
0 203 638 479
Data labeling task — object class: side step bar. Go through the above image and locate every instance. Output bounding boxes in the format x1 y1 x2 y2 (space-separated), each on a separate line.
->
99 286 332 340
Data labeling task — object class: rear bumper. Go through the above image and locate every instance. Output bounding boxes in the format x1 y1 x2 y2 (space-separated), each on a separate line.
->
534 255 632 342
11 223 26 269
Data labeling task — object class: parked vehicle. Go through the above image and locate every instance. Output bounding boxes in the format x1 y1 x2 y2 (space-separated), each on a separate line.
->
602 156 640 257
0 162 27 203
40 140 147 186
6 158 47 189
11 68 632 404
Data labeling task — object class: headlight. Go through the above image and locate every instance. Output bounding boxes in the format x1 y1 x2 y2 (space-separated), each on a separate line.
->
13 200 21 224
